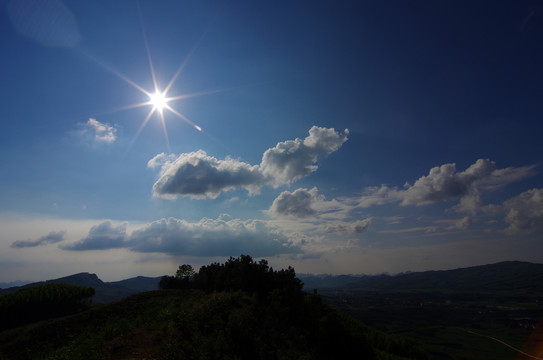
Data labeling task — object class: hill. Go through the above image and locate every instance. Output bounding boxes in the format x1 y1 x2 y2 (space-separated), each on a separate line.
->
108 275 162 292
0 255 428 360
0 290 428 360
0 273 142 303
340 261 543 296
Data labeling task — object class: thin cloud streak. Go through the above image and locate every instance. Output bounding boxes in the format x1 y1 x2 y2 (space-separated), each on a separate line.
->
11 231 66 248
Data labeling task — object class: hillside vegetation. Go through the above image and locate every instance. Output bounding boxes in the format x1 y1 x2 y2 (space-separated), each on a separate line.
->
0 283 94 332
0 255 427 360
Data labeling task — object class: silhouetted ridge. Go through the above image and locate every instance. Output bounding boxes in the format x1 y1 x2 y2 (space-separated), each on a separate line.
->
342 261 543 295
109 276 163 291
0 272 140 303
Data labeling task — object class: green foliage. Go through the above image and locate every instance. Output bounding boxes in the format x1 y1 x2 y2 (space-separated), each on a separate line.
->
0 283 95 331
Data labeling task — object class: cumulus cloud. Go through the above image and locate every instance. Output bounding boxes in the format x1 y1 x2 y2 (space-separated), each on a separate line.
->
129 216 298 257
268 187 322 218
149 126 348 199
82 118 117 143
503 188 543 233
61 221 127 250
11 230 66 248
61 216 300 257
357 159 537 209
260 126 349 185
149 151 265 199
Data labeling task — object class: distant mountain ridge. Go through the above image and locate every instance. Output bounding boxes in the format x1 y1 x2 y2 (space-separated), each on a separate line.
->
0 273 163 303
3 261 543 303
0 280 30 289
340 261 543 296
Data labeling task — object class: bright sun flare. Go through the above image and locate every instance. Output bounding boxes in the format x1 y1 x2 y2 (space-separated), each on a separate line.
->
150 91 168 111
93 15 215 152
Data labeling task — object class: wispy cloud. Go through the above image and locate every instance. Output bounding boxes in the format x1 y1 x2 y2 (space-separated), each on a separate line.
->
149 126 349 199
81 118 118 143
11 231 66 248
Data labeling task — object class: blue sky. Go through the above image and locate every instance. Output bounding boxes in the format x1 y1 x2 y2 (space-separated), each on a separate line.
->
1 0 542 282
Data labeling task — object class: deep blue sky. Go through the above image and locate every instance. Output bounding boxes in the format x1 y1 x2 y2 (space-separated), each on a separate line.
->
1 0 542 281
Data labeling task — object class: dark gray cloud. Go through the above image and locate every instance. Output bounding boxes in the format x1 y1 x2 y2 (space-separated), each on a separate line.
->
11 230 66 248
129 216 299 257
61 216 300 257
149 126 348 199
268 187 321 218
61 221 127 250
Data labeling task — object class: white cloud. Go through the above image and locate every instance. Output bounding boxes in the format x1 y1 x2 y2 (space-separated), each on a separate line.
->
83 118 117 143
260 126 349 185
268 187 323 218
503 188 543 233
357 159 537 209
149 126 348 199
149 150 265 199
11 230 66 248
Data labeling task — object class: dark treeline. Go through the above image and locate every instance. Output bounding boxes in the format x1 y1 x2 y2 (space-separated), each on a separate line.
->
159 254 302 297
0 283 94 331
158 255 428 360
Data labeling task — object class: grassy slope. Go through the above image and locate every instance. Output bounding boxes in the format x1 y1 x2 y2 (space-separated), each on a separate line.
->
0 290 427 360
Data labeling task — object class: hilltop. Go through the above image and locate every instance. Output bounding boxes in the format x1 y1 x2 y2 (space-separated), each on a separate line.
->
0 256 427 360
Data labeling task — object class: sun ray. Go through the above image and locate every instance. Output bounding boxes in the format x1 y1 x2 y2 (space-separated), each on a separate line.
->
163 30 208 94
165 89 224 102
158 108 171 152
138 2 160 94
131 108 156 146
166 106 201 131
79 49 151 97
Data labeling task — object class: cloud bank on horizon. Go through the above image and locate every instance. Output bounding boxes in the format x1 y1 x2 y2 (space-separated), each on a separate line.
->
23 150 541 260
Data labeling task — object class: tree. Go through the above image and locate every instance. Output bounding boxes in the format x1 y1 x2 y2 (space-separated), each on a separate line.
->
175 264 195 280
159 264 195 290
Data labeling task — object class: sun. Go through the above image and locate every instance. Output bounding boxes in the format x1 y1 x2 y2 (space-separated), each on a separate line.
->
149 91 168 112
89 15 216 152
